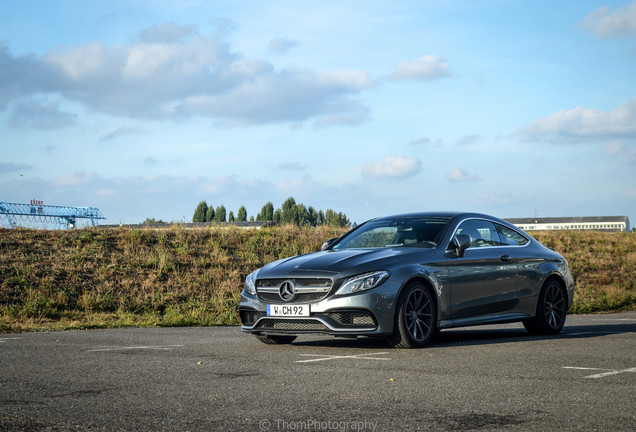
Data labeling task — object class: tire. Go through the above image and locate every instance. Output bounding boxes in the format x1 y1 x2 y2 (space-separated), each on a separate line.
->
524 279 567 335
255 335 297 345
387 282 436 348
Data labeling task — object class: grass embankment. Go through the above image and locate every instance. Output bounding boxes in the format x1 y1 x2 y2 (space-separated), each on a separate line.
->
532 231 635 313
0 225 346 332
0 227 634 332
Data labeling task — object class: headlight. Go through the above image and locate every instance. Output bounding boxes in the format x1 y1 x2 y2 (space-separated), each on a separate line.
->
335 271 390 296
244 271 257 296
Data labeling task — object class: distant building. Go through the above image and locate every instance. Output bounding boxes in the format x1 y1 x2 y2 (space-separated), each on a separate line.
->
506 216 631 233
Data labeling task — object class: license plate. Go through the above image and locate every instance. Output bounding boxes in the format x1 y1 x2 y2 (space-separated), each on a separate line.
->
267 304 310 317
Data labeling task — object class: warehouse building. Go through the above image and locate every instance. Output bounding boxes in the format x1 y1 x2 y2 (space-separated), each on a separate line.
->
505 216 631 232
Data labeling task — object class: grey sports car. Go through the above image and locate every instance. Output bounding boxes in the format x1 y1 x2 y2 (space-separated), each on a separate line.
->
239 212 575 348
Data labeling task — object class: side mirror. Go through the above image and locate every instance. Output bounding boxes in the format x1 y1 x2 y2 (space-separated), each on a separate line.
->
321 238 338 251
451 234 471 257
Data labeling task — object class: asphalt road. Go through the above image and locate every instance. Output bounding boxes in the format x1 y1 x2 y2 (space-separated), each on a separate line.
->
1 312 635 432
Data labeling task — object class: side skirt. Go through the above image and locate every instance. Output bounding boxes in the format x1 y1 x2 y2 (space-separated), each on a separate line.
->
438 312 532 330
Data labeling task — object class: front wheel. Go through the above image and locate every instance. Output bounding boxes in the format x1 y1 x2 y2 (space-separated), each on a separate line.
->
255 335 297 345
524 279 567 335
387 282 436 348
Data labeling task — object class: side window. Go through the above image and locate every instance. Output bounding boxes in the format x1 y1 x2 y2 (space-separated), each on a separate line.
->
496 224 528 246
456 219 503 248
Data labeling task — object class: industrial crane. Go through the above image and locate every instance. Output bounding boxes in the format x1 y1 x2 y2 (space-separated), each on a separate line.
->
0 200 105 228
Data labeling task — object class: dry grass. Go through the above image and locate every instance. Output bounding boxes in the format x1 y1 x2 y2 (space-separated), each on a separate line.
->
0 225 345 332
0 227 634 332
533 230 636 313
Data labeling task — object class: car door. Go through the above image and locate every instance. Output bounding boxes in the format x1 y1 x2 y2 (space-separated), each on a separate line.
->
445 219 519 320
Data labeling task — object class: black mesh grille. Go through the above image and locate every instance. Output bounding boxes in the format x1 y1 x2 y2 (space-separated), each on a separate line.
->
254 319 329 331
256 278 332 288
256 278 333 304
322 311 376 327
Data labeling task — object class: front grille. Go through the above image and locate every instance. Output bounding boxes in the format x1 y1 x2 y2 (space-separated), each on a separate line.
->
254 318 329 331
256 278 333 304
258 292 327 303
256 278 332 288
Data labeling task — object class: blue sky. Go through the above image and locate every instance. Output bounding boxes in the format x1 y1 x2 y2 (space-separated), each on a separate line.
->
1 0 635 226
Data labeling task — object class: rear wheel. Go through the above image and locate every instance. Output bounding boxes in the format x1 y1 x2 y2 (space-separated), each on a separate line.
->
255 335 297 345
388 282 436 348
524 279 567 335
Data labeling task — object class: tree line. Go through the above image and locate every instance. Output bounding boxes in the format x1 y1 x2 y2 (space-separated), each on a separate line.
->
192 197 350 227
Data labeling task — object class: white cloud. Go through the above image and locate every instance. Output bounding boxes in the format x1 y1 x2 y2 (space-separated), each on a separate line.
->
0 23 372 127
515 97 636 142
312 108 371 128
99 126 142 142
174 67 373 125
269 37 298 53
624 149 636 165
409 136 431 145
390 55 451 81
54 171 100 187
138 23 198 44
362 155 422 179
0 162 32 173
582 1 636 39
456 134 480 146
446 168 480 183
276 162 306 170
9 99 76 129
605 140 624 156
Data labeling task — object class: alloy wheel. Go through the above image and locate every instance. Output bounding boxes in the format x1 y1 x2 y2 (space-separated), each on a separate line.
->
405 288 434 342
544 283 566 329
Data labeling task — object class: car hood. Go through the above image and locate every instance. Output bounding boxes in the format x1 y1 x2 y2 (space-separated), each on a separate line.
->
257 247 436 278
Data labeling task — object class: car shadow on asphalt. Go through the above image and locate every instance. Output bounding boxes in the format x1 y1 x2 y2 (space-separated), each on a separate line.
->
291 322 636 349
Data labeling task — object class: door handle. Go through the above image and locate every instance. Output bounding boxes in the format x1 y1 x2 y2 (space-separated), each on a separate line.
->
500 255 512 262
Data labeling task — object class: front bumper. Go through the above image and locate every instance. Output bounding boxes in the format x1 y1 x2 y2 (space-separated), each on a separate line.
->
239 281 400 337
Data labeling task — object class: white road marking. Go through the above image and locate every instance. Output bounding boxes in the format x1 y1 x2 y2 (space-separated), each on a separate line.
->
296 352 390 363
563 366 636 379
87 344 183 352
0 337 21 343
585 367 636 379
562 367 608 371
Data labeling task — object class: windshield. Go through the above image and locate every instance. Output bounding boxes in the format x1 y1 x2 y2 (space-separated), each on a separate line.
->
332 217 450 250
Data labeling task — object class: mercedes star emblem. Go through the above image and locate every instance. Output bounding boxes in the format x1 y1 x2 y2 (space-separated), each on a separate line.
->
279 280 296 301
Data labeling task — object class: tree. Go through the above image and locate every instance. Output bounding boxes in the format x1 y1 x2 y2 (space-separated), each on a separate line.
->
318 210 325 226
281 197 298 225
192 196 350 227
143 218 167 225
307 206 318 227
237 206 247 222
325 209 350 227
296 203 308 226
215 205 227 222
273 209 282 224
257 201 274 221
193 201 208 222
205 205 215 222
